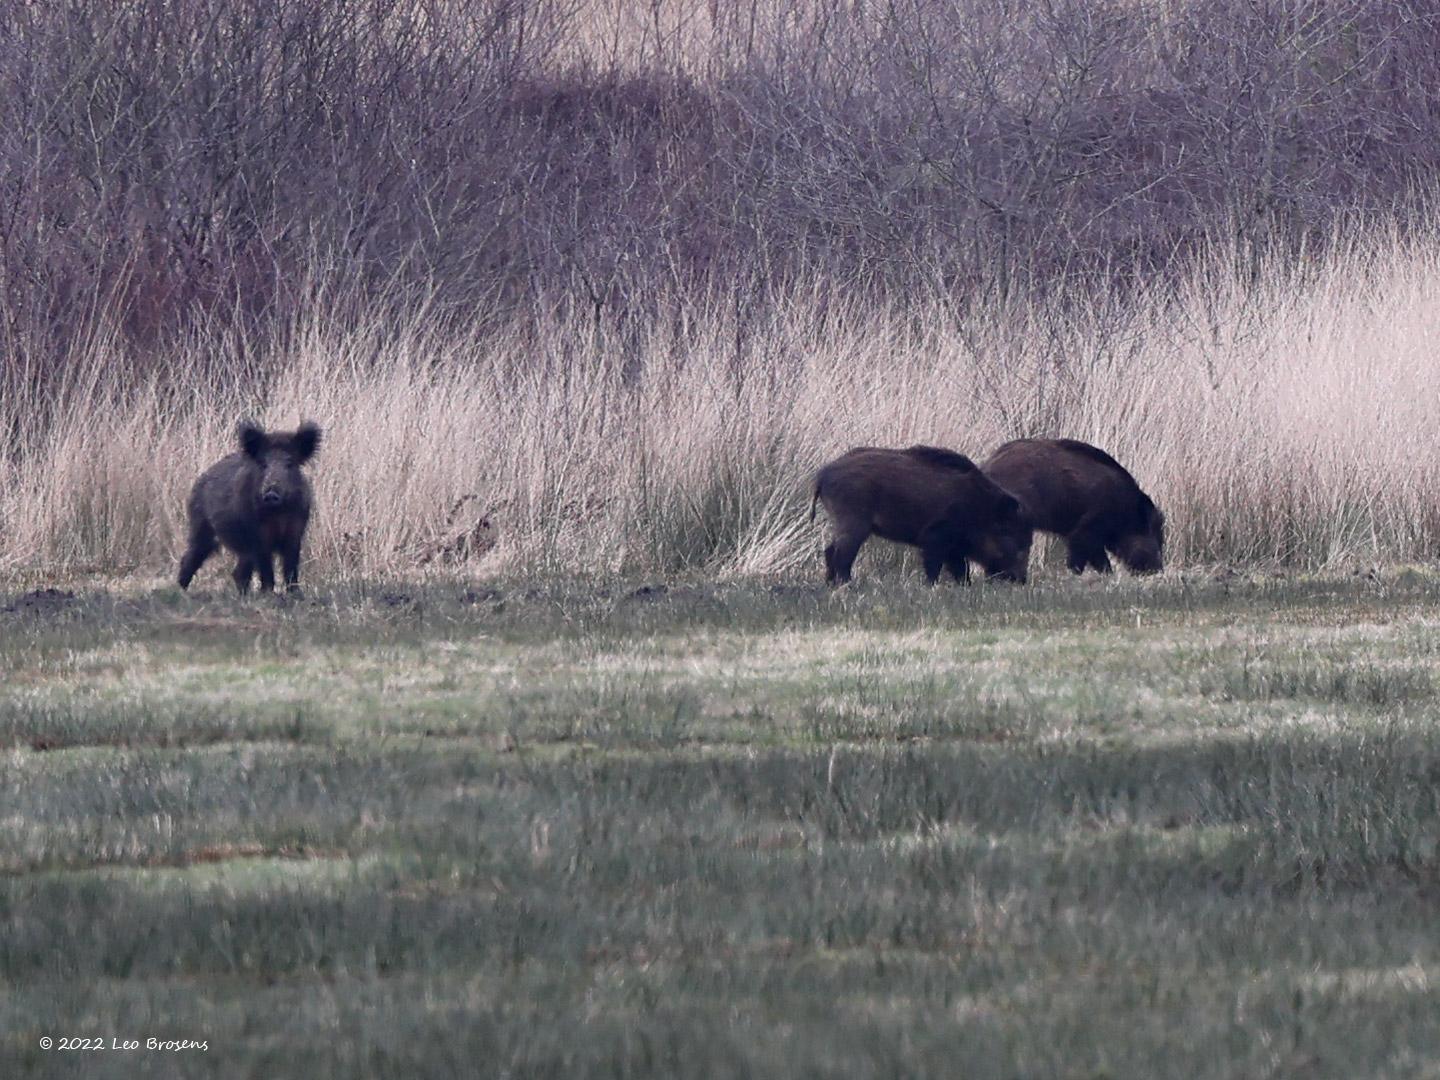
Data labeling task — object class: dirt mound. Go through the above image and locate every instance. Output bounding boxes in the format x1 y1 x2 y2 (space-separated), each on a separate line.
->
1 588 77 615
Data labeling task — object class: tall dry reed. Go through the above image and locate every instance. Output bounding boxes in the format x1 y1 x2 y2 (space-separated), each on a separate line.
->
4 234 1439 583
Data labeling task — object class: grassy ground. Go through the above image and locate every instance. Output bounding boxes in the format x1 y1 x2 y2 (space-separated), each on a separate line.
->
4 567 1440 1078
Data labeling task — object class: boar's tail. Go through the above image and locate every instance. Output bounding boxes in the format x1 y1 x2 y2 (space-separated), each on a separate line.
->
809 482 821 522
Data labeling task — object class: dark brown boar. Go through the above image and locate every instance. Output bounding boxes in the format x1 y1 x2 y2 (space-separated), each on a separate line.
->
177 421 322 594
981 438 1164 575
810 445 1032 585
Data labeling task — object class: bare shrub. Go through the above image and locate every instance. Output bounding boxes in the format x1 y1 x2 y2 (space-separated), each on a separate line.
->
2 0 1440 398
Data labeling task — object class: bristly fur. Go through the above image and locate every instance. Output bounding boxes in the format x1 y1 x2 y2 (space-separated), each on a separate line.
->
810 445 1032 585
237 420 322 463
902 445 976 471
995 437 1156 528
811 444 974 520
292 421 321 462
1054 440 1158 533
237 419 267 460
982 437 1162 574
1049 439 1139 484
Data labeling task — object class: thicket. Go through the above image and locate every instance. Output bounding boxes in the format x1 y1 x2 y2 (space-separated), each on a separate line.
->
3 0 1438 381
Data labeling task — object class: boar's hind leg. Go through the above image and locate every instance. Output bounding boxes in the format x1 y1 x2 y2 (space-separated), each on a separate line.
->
281 541 303 592
825 527 867 585
177 521 217 590
921 544 946 584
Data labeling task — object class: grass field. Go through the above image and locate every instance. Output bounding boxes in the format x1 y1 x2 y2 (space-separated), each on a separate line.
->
4 568 1440 1077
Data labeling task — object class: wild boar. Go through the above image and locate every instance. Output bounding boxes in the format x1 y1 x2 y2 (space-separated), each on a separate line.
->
177 420 321 594
811 445 1031 585
982 438 1163 574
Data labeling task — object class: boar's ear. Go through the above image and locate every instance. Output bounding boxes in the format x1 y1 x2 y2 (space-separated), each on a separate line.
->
996 491 1021 518
293 421 321 463
237 420 267 460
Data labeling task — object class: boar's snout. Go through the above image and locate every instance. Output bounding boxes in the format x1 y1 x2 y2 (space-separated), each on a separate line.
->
258 460 306 511
1114 530 1164 575
1124 544 1163 575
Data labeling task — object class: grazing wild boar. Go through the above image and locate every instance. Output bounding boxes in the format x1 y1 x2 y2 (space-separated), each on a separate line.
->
982 438 1164 575
810 445 1032 585
177 421 322 594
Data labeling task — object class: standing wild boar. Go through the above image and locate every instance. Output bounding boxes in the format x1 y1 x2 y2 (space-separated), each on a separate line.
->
982 438 1163 575
177 421 322 594
810 445 1032 585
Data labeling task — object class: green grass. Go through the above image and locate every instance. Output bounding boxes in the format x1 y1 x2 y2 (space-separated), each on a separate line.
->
4 570 1440 1077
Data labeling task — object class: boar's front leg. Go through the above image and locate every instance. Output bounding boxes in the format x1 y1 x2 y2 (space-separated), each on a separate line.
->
921 544 946 584
281 539 303 593
1066 513 1113 575
255 553 277 593
231 556 255 595
919 521 968 586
